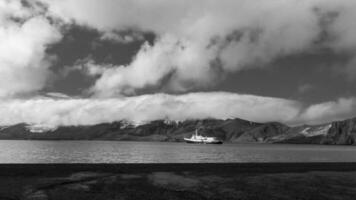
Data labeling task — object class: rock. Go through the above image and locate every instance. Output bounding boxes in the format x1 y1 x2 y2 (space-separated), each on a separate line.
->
149 172 199 190
24 190 48 200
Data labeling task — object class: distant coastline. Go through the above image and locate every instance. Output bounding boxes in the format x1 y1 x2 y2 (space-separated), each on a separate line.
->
0 116 355 145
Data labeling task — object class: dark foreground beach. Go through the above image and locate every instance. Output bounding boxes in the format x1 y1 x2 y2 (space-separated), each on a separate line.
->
1 163 356 200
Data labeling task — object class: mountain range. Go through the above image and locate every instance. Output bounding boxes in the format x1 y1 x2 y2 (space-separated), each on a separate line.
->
0 117 355 145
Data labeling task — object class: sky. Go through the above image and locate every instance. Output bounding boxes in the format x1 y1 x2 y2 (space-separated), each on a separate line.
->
1 0 356 126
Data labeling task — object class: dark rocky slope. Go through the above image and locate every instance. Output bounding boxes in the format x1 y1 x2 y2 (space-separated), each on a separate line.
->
1 117 356 144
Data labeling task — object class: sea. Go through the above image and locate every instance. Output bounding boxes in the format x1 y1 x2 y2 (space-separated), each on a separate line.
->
0 140 355 163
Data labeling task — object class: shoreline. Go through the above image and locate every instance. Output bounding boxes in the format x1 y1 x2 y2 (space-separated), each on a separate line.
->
1 162 356 176
1 139 356 147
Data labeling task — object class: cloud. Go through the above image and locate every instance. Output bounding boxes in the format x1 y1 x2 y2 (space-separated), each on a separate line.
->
298 97 356 125
0 92 301 126
44 92 71 99
0 0 62 97
0 92 355 127
2 1 356 127
38 0 356 96
79 35 218 96
319 0 356 51
100 31 144 43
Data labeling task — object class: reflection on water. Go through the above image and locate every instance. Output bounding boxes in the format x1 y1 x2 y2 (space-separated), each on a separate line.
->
0 140 355 163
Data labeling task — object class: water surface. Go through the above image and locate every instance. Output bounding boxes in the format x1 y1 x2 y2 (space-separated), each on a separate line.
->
0 140 355 163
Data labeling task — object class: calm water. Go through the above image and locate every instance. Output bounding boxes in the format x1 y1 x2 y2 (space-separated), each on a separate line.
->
0 140 355 163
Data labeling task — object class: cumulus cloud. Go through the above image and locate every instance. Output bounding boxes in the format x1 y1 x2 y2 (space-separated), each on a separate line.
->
38 0 356 96
320 0 356 51
0 0 61 97
298 97 356 125
79 35 218 96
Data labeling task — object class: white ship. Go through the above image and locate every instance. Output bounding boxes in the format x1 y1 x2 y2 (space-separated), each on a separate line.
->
184 129 223 144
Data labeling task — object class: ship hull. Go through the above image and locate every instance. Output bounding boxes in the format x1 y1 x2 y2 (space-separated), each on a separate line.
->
184 138 223 144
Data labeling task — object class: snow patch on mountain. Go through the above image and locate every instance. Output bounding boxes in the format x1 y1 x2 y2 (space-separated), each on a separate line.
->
120 120 143 128
163 119 181 125
26 124 57 133
300 124 332 137
0 126 9 131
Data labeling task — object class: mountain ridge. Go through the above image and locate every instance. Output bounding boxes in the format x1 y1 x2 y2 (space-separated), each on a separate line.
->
0 117 356 145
